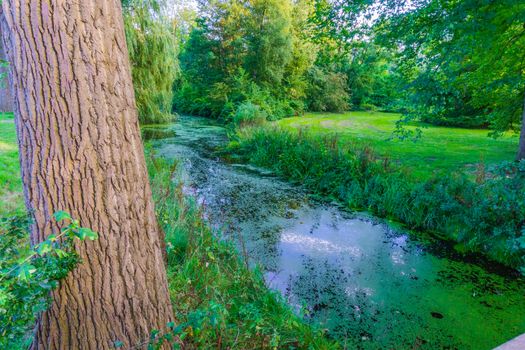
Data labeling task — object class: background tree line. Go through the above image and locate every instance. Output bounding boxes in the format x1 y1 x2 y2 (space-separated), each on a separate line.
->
80 0 525 159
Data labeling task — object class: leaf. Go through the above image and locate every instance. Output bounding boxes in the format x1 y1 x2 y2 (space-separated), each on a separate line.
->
53 211 71 222
55 248 69 258
36 241 53 256
76 228 98 241
17 264 37 281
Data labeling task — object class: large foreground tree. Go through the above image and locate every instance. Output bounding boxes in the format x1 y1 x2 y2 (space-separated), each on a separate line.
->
0 1 174 348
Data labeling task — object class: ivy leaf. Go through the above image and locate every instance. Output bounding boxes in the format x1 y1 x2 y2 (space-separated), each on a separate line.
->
53 211 71 222
17 264 37 281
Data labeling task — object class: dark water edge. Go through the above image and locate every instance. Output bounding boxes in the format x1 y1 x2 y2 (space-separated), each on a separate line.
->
145 116 525 350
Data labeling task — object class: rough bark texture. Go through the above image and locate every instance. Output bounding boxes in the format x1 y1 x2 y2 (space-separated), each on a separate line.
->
0 1 174 349
0 25 13 112
518 92 525 161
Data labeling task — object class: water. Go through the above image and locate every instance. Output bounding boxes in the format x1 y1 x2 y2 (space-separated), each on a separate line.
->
146 116 525 350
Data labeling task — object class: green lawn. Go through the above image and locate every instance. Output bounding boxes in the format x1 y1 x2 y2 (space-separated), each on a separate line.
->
0 113 23 216
276 111 519 179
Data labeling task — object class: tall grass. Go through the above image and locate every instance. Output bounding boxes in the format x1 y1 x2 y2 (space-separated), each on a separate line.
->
230 126 525 271
146 150 338 349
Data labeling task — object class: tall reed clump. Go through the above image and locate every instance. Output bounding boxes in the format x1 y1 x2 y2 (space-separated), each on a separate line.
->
146 149 338 349
230 126 525 271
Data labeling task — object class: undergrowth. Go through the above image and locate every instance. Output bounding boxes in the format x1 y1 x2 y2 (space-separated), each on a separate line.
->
147 150 338 349
230 126 525 272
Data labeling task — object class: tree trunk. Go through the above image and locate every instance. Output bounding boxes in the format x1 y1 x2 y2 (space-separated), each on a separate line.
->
518 91 525 161
0 25 13 112
0 1 174 349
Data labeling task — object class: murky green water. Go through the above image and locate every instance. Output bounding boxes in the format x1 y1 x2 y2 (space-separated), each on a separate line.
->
146 116 525 350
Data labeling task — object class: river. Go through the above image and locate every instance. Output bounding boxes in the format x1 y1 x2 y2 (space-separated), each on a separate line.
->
145 116 525 350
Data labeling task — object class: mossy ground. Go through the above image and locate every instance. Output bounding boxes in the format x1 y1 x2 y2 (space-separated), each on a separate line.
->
277 112 518 179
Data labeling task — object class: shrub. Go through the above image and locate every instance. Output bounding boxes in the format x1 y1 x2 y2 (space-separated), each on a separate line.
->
0 213 98 349
231 102 268 129
306 66 350 113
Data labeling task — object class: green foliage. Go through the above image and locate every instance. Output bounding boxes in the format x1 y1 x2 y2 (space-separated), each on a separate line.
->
377 0 525 133
123 0 179 124
231 102 268 129
231 125 525 270
174 0 316 120
0 213 98 348
146 151 337 349
305 66 349 112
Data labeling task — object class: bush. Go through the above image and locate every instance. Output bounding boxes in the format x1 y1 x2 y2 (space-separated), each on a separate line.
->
231 102 268 129
0 213 98 349
231 126 525 271
306 66 350 112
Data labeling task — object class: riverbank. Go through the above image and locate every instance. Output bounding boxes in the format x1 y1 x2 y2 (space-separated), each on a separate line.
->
230 122 525 272
147 152 337 349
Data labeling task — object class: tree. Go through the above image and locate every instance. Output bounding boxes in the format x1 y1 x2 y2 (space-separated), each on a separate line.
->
377 0 525 159
0 1 174 348
0 25 12 113
123 0 179 124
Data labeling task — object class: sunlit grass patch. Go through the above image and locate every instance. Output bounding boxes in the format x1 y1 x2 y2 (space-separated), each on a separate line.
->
276 111 518 180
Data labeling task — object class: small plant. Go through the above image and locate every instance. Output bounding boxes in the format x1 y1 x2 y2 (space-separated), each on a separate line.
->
0 212 98 348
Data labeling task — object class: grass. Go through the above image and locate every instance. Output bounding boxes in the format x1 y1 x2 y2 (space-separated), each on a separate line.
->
0 113 23 216
277 111 519 179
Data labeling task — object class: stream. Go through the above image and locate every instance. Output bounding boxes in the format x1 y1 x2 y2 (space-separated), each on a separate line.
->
146 116 525 350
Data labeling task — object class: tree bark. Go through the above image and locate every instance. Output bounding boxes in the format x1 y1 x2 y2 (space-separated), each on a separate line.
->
518 91 525 161
0 24 13 112
0 1 174 349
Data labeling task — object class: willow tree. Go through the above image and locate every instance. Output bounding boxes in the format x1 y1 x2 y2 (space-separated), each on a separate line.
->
123 0 178 124
0 1 173 348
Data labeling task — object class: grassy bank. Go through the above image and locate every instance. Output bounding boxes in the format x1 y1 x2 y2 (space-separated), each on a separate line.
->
277 112 518 180
0 115 335 348
230 124 525 271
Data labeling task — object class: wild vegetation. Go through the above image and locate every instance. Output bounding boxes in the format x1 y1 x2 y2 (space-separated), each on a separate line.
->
275 112 518 180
